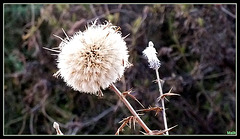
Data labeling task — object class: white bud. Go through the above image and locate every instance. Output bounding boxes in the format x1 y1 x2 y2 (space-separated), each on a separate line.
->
142 41 161 70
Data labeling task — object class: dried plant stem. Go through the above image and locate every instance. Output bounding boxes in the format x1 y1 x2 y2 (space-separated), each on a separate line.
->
155 68 169 135
109 83 152 134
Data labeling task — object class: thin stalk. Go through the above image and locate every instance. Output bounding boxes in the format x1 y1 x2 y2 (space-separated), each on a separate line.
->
109 83 152 134
155 68 169 135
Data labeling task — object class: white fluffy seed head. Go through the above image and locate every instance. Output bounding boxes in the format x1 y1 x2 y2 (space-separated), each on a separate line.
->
142 41 161 70
53 20 130 96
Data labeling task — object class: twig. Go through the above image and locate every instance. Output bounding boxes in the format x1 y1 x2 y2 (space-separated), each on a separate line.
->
18 114 28 135
109 83 152 134
157 87 181 102
155 68 169 135
90 4 97 17
115 116 137 135
29 113 35 134
30 4 35 26
220 5 235 19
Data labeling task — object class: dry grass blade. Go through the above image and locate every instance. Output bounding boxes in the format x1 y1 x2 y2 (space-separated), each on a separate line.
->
137 106 164 116
157 87 180 102
122 89 145 108
142 125 178 135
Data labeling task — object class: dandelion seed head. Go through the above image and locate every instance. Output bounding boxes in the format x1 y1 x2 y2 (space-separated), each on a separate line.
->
142 41 161 70
54 20 130 96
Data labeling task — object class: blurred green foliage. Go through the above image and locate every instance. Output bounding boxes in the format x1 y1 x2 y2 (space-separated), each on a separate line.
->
4 4 236 135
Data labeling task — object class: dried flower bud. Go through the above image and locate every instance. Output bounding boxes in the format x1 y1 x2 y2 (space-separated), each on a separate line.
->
53 20 130 96
142 41 161 70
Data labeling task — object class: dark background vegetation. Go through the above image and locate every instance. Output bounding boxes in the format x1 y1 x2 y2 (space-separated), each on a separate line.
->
4 4 236 135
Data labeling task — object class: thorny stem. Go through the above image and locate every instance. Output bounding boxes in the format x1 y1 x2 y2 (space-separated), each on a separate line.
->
155 68 169 135
109 83 152 134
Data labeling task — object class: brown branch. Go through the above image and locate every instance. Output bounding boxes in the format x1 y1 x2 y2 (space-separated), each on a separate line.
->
109 84 152 134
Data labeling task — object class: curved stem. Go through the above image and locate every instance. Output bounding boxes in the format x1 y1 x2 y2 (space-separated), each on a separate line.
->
109 84 151 134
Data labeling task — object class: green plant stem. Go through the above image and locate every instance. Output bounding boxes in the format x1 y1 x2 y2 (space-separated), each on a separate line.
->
109 83 152 134
155 68 169 135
